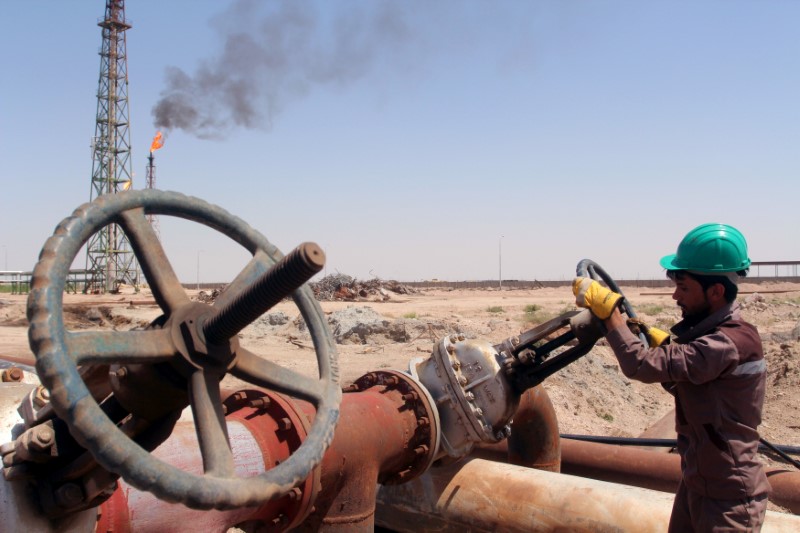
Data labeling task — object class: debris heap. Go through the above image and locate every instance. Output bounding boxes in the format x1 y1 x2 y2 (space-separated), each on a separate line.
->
197 288 222 304
191 274 415 304
310 274 416 302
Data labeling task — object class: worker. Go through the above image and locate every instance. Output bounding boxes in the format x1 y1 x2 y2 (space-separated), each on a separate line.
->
573 223 769 532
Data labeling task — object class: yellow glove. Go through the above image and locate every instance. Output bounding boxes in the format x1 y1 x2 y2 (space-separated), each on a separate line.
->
572 277 623 319
626 317 670 347
646 326 670 347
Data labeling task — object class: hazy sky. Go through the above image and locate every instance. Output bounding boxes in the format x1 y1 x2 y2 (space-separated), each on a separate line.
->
1 1 798 284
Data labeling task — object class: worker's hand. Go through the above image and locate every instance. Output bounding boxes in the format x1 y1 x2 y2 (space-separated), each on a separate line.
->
626 317 670 347
572 277 624 320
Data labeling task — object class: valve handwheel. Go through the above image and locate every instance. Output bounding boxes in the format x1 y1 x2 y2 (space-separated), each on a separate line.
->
27 190 341 510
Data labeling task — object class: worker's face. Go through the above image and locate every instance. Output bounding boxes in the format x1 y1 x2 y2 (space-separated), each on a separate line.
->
672 275 712 321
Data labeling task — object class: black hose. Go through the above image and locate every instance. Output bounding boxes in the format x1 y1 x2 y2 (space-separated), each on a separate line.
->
575 259 647 344
576 260 627 299
562 434 676 448
760 437 800 470
561 434 800 458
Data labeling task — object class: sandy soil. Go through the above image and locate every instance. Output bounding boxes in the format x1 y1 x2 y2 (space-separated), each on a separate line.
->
1 281 799 468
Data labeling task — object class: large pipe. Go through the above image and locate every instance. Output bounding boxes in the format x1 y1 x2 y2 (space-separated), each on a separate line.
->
505 385 560 472
559 439 800 515
375 457 800 532
293 371 436 532
765 469 800 514
98 390 318 532
477 437 800 515
476 438 684 494
474 383 800 515
98 371 435 532
561 438 682 493
636 407 676 452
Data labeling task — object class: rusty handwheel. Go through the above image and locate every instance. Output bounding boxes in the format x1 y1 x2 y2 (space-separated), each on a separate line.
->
27 189 340 510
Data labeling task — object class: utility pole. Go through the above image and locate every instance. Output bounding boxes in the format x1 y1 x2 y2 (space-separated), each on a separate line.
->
196 250 202 291
84 0 139 293
499 235 504 290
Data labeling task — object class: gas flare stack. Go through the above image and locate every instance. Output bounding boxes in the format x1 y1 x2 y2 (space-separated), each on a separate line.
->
146 131 165 237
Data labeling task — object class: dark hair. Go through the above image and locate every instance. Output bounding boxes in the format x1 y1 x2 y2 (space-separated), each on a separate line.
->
667 269 748 303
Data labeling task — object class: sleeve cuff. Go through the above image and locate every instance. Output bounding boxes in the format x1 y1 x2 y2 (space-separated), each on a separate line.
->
606 324 640 351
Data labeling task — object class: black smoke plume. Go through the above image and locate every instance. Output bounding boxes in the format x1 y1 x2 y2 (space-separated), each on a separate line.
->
152 0 413 139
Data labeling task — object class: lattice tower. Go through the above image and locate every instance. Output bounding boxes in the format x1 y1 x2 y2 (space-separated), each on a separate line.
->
85 0 139 293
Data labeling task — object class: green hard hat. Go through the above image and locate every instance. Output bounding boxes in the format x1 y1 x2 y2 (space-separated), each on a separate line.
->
659 223 751 273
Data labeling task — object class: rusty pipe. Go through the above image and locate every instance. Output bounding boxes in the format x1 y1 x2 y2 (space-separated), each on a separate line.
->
97 389 317 532
97 419 312 532
473 384 560 471
0 354 36 368
559 439 800 515
377 457 671 532
636 407 677 451
375 457 800 532
765 469 800 514
293 370 437 532
97 371 436 532
496 385 560 471
479 436 800 515
473 385 800 515
560 438 682 493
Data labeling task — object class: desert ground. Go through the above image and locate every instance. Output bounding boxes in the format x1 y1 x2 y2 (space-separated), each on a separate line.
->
1 280 798 479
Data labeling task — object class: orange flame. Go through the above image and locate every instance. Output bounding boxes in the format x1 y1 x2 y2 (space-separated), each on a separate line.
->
150 131 164 153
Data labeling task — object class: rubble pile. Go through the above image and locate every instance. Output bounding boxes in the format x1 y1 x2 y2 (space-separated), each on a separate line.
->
327 306 395 344
325 306 447 344
310 274 416 302
282 305 459 346
767 342 800 387
189 275 414 304
249 311 291 337
196 288 223 304
740 292 768 311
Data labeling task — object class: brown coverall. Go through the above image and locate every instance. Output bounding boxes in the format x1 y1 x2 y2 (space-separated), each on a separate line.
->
606 303 770 532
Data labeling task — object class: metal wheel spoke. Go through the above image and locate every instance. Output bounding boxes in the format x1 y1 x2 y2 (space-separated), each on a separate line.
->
66 329 177 365
189 369 234 477
231 349 324 404
118 208 190 312
212 251 273 310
